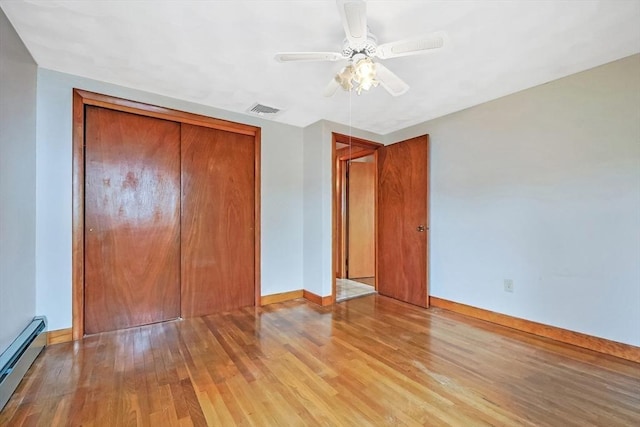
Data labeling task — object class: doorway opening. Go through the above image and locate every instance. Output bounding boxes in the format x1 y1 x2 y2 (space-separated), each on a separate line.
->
332 133 431 307
332 133 383 302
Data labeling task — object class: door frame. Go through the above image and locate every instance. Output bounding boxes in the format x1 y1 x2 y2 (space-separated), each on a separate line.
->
72 89 261 340
332 133 384 300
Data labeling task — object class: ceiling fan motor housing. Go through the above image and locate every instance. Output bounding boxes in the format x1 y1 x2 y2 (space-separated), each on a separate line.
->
342 32 378 60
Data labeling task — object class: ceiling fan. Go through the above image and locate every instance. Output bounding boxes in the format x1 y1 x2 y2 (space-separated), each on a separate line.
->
275 0 446 97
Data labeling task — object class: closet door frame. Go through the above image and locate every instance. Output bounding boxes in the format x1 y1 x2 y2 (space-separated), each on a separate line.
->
72 89 261 340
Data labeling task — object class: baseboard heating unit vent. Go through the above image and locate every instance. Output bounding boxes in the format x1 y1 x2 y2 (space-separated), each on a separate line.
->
0 316 47 411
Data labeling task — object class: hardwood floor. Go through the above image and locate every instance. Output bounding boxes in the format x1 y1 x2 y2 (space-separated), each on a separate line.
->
2 295 639 426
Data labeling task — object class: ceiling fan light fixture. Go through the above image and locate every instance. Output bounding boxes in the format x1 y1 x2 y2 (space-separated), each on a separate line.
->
335 59 379 95
336 64 355 91
279 1 443 97
353 57 378 94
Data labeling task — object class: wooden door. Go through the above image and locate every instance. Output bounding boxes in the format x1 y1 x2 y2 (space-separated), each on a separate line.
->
347 161 375 278
181 124 255 317
377 136 429 307
84 106 181 334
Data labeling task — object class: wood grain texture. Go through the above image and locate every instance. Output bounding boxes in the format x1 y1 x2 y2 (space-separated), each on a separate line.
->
336 145 366 159
47 328 73 346
353 277 376 287
377 135 429 307
75 89 257 136
303 290 334 306
72 90 85 340
430 296 640 363
181 124 255 317
84 107 181 334
253 129 262 308
374 150 379 292
348 162 376 278
72 89 261 339
3 295 639 426
335 153 346 278
260 290 304 305
333 132 384 149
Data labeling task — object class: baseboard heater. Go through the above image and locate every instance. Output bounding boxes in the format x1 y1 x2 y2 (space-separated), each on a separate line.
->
0 316 47 411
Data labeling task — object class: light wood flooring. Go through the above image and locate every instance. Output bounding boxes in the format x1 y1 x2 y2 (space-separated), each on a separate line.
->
1 295 639 426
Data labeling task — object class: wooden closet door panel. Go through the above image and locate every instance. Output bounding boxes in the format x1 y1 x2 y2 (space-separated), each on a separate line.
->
378 135 429 307
181 124 255 317
84 106 181 334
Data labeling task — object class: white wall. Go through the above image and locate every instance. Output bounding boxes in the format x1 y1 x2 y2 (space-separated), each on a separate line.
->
35 69 303 331
387 54 640 346
302 121 334 297
0 9 37 353
302 119 383 297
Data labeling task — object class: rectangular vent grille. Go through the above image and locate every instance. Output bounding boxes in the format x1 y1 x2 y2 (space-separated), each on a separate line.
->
247 103 282 117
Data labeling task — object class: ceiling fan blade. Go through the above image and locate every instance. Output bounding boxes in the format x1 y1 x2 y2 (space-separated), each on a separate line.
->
323 77 340 97
275 52 343 62
337 0 367 48
375 63 409 96
376 32 445 59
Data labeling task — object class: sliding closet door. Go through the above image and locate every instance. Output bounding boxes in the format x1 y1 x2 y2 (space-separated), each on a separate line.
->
84 106 181 334
181 124 255 317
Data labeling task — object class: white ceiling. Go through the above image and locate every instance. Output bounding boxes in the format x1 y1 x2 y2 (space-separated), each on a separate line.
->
2 0 639 135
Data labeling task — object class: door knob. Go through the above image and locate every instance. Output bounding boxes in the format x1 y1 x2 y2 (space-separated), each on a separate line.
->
417 225 426 232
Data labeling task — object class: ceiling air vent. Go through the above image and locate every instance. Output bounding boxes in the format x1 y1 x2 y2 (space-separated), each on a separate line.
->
246 103 283 118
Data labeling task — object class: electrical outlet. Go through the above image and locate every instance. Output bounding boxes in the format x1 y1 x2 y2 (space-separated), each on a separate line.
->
504 279 514 293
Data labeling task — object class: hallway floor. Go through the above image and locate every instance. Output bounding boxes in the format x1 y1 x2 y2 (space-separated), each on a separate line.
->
336 278 376 302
